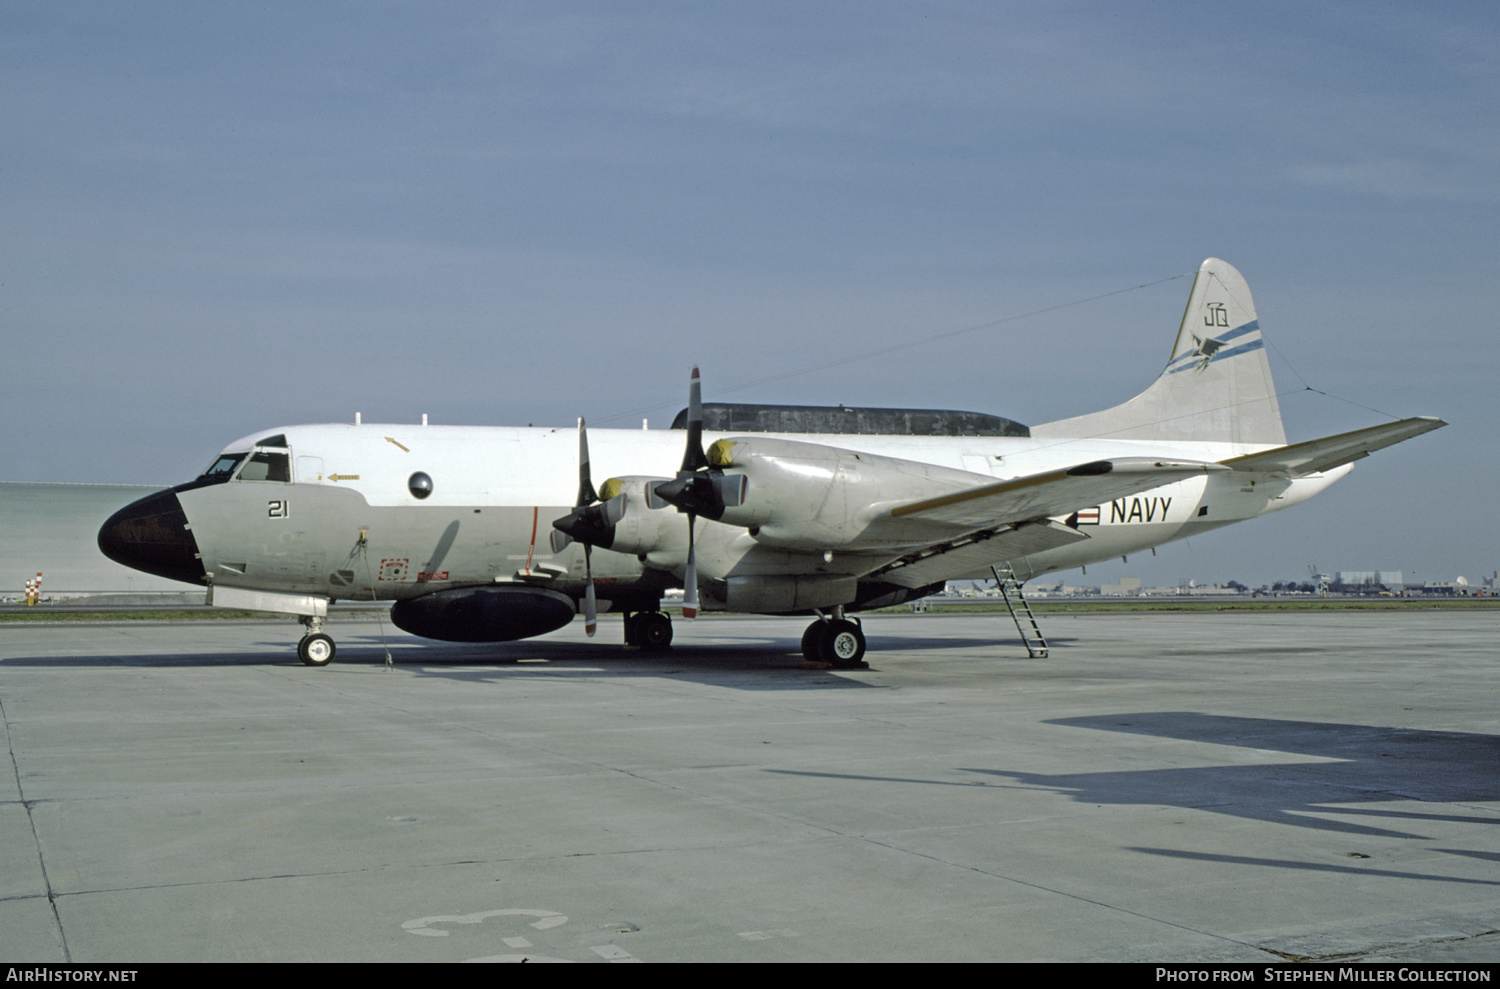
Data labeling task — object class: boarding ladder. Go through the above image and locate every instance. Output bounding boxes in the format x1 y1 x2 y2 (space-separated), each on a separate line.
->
992 564 1048 658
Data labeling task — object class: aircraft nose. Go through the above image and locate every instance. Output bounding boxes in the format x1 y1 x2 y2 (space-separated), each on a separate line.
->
97 489 207 584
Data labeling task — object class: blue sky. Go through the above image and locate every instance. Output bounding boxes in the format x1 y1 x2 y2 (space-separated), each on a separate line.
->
3 2 1495 587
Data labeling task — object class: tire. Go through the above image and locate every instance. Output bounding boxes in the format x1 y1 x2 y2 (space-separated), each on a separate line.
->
801 621 826 661
639 612 673 651
818 619 865 668
298 633 336 667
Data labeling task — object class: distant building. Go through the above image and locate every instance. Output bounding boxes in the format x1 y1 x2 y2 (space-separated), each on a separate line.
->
1334 570 1403 592
1100 577 1142 596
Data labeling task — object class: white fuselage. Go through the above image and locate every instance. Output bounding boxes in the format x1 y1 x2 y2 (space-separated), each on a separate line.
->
177 422 1348 609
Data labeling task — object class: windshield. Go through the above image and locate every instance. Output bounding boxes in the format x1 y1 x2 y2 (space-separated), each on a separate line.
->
199 453 246 483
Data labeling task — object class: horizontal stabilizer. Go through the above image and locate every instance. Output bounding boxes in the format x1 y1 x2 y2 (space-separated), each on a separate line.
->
885 457 1229 530
1220 417 1446 476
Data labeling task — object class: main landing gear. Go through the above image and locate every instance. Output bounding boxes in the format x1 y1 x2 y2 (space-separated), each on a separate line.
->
801 612 866 668
623 610 674 652
298 615 336 667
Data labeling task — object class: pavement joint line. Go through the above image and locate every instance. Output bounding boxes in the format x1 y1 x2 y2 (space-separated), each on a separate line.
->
1 693 71 961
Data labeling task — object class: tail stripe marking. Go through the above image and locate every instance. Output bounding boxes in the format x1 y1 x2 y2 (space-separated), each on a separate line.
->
1165 320 1263 375
1167 339 1265 375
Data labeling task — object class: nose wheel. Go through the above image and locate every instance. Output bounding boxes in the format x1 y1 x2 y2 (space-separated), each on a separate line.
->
297 632 336 666
297 615 335 666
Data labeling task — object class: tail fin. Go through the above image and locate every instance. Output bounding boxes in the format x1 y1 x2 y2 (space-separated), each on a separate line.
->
1032 258 1285 445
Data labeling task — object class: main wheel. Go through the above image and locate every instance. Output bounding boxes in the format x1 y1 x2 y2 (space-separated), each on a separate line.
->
819 619 866 668
298 633 336 667
638 611 673 651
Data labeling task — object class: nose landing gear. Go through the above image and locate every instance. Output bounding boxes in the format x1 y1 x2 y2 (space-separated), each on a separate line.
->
298 615 336 666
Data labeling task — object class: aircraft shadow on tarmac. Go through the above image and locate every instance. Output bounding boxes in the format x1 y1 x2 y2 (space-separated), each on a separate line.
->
385 634 895 692
1028 711 1500 812
0 630 890 690
772 712 1500 885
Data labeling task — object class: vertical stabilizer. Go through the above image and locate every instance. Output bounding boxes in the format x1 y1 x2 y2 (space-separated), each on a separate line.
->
1031 259 1285 446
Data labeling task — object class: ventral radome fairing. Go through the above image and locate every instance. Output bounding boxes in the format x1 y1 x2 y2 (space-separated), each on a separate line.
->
99 259 1444 667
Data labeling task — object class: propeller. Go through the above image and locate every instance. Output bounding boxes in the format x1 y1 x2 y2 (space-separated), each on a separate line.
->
550 418 625 636
648 367 747 619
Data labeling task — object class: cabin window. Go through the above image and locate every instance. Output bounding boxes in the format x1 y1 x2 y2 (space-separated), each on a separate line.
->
237 450 291 482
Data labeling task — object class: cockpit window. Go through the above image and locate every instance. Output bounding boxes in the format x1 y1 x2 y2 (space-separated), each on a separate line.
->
237 450 291 482
199 453 246 483
255 434 288 448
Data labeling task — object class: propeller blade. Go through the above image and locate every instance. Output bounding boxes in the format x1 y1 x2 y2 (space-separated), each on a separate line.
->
601 492 627 526
682 515 699 619
576 418 598 506
583 544 597 637
715 473 748 509
552 416 617 639
681 366 709 473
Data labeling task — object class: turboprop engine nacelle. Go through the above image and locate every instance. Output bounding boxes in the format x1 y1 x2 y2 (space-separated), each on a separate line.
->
596 476 689 558
705 436 987 550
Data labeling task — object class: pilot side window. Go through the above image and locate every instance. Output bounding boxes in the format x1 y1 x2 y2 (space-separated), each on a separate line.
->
236 450 291 482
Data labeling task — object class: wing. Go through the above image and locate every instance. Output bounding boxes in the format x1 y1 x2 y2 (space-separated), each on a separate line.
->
1220 417 1445 476
709 437 1226 588
877 457 1228 530
857 457 1229 588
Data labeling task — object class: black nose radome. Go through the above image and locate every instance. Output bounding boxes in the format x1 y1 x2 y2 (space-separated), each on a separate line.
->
98 489 207 585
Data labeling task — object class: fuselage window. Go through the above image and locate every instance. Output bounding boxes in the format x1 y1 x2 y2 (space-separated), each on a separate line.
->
237 450 292 482
199 453 247 483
